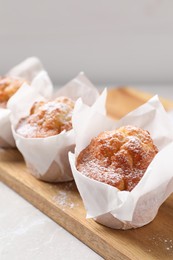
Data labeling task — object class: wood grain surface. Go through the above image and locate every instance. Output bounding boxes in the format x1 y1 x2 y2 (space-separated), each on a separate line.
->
106 86 173 119
1 87 173 260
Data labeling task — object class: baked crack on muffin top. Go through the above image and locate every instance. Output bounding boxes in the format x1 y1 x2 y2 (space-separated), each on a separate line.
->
16 96 75 138
76 125 158 191
0 76 25 108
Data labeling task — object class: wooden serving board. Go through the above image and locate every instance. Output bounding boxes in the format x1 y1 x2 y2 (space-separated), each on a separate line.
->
1 87 173 260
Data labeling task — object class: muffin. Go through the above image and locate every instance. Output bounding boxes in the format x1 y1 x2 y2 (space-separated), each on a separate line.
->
76 125 158 191
16 96 75 138
0 76 25 108
69 95 173 229
12 72 100 181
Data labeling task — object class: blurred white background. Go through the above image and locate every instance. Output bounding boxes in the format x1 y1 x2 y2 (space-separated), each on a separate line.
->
0 0 173 86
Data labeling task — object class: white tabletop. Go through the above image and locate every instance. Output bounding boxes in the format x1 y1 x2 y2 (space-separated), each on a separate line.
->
1 85 173 260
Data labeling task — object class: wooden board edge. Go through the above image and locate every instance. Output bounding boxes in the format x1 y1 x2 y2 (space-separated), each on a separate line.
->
112 86 173 109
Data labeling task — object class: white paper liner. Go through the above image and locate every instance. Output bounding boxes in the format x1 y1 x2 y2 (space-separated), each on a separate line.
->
0 57 53 148
168 109 173 124
7 57 44 82
69 94 173 229
54 72 99 106
11 73 102 182
0 108 15 147
13 128 75 182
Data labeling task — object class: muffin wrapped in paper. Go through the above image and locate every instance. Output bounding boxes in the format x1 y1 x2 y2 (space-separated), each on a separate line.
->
0 57 53 147
10 73 101 182
69 93 173 229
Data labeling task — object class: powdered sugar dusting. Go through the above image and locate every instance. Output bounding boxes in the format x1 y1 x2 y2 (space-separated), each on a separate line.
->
53 182 79 210
54 191 75 209
77 125 158 191
146 234 173 255
16 96 74 138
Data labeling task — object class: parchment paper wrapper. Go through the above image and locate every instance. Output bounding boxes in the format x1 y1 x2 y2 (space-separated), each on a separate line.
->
168 110 173 124
11 73 101 182
0 57 53 148
69 94 173 229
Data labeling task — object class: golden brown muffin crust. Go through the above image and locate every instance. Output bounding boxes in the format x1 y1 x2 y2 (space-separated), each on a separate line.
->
77 125 158 191
16 96 75 138
0 76 25 107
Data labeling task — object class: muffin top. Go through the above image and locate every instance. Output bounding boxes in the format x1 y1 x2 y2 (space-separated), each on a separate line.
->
0 76 25 108
76 125 158 191
16 96 75 138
